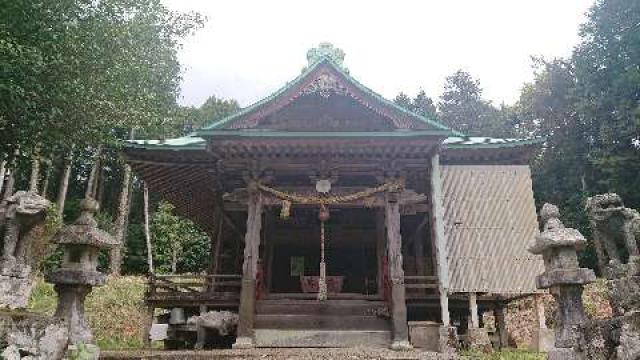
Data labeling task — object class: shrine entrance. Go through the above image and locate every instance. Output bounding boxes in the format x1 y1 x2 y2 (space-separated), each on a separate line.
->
264 207 380 298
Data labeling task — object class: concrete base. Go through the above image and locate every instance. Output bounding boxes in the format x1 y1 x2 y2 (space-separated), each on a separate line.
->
390 340 413 351
466 327 492 353
254 329 391 348
548 347 582 360
438 326 458 354
529 327 555 352
408 321 440 351
232 336 255 349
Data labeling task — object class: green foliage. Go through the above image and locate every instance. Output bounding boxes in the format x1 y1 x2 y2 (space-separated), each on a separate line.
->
151 201 209 274
393 90 438 121
29 277 148 350
438 70 505 136
0 0 205 154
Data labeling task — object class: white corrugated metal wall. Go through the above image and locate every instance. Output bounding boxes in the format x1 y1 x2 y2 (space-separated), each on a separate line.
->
441 165 544 295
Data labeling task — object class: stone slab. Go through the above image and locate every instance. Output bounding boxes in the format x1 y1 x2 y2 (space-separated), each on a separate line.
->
254 329 391 348
408 321 440 351
150 324 169 341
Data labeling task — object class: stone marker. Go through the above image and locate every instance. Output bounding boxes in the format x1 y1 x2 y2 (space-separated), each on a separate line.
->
46 197 117 358
529 203 595 360
0 191 50 309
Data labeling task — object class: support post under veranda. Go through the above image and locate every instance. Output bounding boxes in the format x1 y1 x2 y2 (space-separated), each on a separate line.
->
385 185 412 351
233 180 263 349
142 182 155 347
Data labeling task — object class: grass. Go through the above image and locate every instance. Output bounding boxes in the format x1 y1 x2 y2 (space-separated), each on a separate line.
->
28 276 147 350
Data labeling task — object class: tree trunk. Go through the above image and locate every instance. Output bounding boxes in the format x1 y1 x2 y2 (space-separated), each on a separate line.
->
143 183 154 274
171 247 177 274
0 158 6 196
28 152 40 193
97 166 106 205
56 154 73 218
111 162 133 275
85 146 102 199
40 158 52 198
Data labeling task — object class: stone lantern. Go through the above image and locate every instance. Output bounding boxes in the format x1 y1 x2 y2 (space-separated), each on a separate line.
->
529 203 595 360
46 198 117 346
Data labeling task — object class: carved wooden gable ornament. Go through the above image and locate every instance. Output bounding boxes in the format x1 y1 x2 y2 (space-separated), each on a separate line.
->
202 43 452 134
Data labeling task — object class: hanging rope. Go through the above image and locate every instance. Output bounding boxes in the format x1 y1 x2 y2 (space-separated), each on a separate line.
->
318 217 327 301
257 181 402 206
256 181 403 302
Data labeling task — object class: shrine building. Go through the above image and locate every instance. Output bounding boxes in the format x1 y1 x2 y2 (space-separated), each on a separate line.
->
124 44 544 351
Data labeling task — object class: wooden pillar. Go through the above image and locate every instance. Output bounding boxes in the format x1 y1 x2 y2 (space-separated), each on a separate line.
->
430 153 451 327
195 305 207 350
233 181 263 349
469 293 479 328
142 305 154 348
385 189 411 350
494 305 508 349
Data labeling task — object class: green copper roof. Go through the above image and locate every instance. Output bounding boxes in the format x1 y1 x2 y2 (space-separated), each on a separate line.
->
443 136 545 149
125 134 544 150
197 55 456 135
126 134 206 150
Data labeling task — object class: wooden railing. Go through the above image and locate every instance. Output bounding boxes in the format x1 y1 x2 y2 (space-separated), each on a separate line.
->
147 274 242 296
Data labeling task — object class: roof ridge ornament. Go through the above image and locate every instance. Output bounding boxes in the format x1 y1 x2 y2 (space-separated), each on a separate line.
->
305 42 348 73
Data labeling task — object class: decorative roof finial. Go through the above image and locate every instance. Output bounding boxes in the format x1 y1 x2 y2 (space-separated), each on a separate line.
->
306 43 348 72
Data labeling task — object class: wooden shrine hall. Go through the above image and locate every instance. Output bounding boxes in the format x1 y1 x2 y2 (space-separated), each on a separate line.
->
124 44 545 351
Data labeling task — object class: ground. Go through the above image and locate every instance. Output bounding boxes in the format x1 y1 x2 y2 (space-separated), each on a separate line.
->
26 276 611 358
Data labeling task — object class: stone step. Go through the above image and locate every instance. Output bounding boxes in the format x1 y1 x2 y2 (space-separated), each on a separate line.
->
256 299 387 316
254 329 392 348
255 314 389 330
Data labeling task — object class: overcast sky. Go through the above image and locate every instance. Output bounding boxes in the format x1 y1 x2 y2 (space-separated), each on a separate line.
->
163 0 594 108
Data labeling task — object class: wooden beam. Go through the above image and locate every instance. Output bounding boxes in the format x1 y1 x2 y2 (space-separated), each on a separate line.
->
430 152 450 327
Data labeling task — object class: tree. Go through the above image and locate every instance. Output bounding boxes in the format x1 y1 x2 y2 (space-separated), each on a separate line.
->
571 0 640 206
193 96 240 129
438 70 504 136
393 90 438 120
0 0 204 154
151 201 209 274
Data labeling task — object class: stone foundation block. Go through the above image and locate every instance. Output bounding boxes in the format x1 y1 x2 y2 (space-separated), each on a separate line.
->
466 327 492 353
548 347 582 360
438 325 458 354
408 321 440 351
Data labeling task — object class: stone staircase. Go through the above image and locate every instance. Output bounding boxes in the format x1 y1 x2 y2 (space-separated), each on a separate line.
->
254 298 392 347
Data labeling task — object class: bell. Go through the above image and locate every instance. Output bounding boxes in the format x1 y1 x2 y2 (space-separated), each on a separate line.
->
169 307 186 324
318 205 330 222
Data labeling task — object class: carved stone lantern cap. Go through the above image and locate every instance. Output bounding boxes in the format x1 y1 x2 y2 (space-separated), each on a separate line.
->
529 203 587 254
52 197 117 249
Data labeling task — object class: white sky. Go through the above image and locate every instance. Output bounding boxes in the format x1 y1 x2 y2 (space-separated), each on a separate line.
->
163 0 594 108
